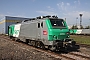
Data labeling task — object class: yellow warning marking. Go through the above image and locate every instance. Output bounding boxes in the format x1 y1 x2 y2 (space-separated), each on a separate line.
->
0 20 21 24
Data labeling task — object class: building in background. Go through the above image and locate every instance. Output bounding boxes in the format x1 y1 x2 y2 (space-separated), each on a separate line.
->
0 16 30 34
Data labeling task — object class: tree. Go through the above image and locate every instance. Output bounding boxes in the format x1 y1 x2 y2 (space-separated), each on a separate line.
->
71 25 75 29
74 25 78 29
71 25 78 29
85 26 90 29
80 25 83 29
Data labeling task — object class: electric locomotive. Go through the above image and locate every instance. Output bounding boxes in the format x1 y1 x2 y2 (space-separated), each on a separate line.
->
8 15 79 51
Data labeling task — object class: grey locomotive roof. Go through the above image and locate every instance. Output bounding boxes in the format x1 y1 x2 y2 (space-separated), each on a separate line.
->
22 17 64 23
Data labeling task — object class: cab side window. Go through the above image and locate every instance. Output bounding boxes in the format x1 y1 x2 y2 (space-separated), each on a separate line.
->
41 22 43 28
38 23 40 28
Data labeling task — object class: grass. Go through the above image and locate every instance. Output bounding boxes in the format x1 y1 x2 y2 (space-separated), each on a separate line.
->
70 35 90 45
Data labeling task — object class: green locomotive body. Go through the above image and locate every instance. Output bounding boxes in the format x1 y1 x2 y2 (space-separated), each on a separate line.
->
8 16 79 51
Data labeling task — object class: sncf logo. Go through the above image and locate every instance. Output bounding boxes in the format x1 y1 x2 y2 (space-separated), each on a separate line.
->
14 30 20 34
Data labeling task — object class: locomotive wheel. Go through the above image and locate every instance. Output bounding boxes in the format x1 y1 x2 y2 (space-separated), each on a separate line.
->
35 41 45 49
28 40 32 45
12 37 16 41
14 38 17 41
14 38 20 42
40 42 45 49
31 41 36 47
25 39 29 44
49 46 56 51
9 36 13 39
36 41 40 47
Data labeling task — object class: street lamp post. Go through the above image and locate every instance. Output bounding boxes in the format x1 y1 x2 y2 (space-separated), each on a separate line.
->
89 19 90 29
79 14 83 29
76 17 78 27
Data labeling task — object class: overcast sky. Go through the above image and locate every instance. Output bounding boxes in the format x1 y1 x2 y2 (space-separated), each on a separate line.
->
0 0 90 26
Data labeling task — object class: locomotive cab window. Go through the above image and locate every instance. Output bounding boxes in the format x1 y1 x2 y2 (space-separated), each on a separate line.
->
41 22 43 28
38 23 40 28
50 19 65 28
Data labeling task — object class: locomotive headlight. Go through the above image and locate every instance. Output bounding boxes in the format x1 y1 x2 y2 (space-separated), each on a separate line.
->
66 32 70 35
53 35 57 39
67 36 70 38
69 41 72 43
53 35 56 38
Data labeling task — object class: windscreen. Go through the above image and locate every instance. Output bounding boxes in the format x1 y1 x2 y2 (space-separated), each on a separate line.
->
50 19 65 28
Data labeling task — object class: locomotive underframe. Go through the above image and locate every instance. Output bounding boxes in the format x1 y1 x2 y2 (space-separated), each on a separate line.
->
48 39 80 51
10 36 80 51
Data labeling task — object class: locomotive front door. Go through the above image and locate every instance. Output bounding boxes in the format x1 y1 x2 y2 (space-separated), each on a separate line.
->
37 22 41 39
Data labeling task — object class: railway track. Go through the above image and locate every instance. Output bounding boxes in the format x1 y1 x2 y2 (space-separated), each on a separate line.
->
78 43 90 48
69 52 90 59
0 34 90 60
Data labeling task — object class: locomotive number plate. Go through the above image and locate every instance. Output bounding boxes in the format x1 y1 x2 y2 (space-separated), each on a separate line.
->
60 33 65 35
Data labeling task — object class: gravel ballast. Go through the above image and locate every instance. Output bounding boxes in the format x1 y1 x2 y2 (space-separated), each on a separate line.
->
0 36 60 60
